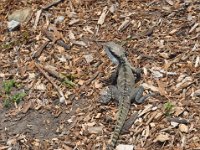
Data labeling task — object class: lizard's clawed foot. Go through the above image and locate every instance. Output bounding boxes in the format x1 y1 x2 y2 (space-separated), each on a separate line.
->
99 86 119 104
99 87 112 104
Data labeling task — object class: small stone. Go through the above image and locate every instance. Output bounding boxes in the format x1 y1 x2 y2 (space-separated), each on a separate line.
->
8 20 20 31
171 121 179 127
84 54 94 63
183 111 189 117
59 97 65 103
54 16 65 24
150 122 156 127
179 124 189 133
8 8 32 23
116 144 134 150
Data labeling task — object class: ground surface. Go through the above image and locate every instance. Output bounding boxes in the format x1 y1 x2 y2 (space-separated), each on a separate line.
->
0 0 200 150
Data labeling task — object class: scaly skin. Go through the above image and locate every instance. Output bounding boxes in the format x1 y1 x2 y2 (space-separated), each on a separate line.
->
107 60 133 150
99 42 148 150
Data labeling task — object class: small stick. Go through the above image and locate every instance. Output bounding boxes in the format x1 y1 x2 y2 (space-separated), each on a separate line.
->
32 41 49 58
42 0 64 10
167 117 189 124
43 65 76 87
34 62 66 103
33 9 42 30
85 72 99 85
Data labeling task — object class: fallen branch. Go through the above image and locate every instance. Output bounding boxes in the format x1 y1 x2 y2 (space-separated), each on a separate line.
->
34 62 66 103
43 65 76 87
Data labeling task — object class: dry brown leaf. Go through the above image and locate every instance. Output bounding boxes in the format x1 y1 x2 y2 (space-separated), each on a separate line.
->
154 133 170 142
94 80 102 88
22 100 32 113
179 124 189 133
174 107 184 116
165 0 174 5
156 80 167 96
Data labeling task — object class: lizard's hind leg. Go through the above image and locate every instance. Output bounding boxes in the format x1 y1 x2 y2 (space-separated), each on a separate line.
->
130 86 149 104
99 85 118 104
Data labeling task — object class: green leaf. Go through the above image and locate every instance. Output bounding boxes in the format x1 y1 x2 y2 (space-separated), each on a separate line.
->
2 80 15 94
3 98 11 108
11 92 26 104
63 79 76 88
164 102 174 116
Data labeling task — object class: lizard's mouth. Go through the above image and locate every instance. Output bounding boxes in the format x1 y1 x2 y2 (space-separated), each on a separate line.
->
103 45 120 65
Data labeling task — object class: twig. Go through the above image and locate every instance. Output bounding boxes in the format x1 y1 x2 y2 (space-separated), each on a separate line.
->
43 65 76 87
42 29 70 50
32 41 49 58
85 72 99 85
167 117 189 124
33 9 42 30
34 62 66 103
42 0 64 10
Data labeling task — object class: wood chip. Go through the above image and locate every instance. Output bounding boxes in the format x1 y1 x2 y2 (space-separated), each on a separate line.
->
97 6 109 25
179 124 189 133
154 133 170 142
118 18 130 32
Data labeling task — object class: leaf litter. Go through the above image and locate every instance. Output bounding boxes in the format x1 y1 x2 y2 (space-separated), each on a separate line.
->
0 0 200 150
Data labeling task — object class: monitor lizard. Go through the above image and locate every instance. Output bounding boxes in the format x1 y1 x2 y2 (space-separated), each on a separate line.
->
99 42 150 150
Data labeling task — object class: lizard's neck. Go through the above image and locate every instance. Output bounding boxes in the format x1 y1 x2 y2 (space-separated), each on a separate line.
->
118 56 128 65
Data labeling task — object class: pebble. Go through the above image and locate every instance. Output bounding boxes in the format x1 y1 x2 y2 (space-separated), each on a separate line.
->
116 144 134 150
8 20 20 31
54 16 65 24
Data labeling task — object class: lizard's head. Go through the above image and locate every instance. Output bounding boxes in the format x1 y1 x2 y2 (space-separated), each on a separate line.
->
102 42 126 64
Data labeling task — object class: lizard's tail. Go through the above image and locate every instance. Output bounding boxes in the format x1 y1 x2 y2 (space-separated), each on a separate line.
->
107 103 130 150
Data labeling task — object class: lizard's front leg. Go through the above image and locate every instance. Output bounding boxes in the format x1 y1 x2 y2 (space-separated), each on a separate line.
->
99 85 119 104
130 86 150 104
